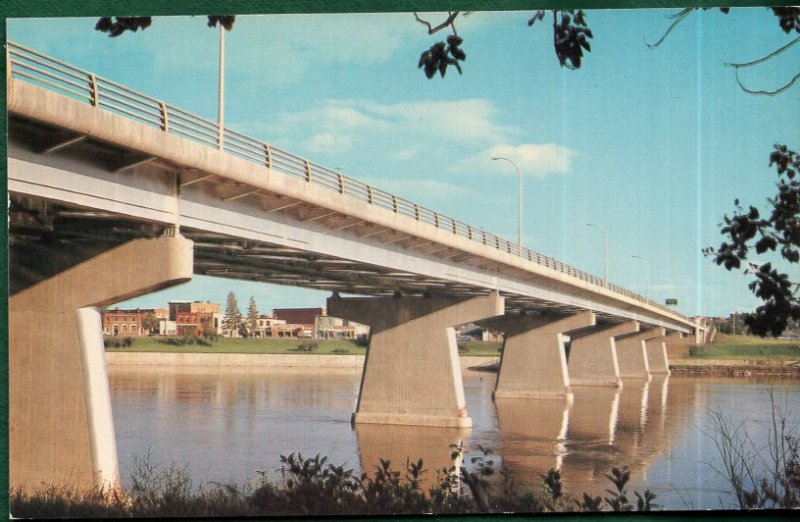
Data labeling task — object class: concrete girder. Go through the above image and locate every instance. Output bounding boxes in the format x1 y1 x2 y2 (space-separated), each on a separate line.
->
10 236 193 492
488 311 596 401
615 328 666 381
569 321 639 388
327 291 504 428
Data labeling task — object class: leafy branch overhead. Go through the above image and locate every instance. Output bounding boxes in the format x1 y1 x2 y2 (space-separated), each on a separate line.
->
415 10 593 79
704 145 800 337
95 15 235 37
649 7 800 95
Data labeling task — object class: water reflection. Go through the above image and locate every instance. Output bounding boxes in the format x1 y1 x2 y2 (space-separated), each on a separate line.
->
355 424 468 488
107 365 799 509
495 397 570 488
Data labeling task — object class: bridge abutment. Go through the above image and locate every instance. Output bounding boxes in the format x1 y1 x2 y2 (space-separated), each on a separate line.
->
569 321 639 387
645 332 680 375
9 236 193 492
615 328 665 381
327 291 504 428
488 311 595 401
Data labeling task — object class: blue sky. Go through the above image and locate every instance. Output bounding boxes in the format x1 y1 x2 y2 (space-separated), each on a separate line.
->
8 8 800 318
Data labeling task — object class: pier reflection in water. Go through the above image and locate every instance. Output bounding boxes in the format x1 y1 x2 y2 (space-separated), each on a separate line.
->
355 424 469 489
109 366 798 509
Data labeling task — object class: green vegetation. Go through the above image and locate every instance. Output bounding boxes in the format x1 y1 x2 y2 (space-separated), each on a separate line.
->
105 336 364 355
104 337 502 356
457 341 502 357
690 334 800 360
9 448 658 517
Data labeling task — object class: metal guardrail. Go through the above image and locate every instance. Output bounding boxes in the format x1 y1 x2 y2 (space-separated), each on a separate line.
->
6 40 680 317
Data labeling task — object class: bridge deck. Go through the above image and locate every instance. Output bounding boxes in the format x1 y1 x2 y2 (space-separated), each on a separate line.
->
6 41 695 334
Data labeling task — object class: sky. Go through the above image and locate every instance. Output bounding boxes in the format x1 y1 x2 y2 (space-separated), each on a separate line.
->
8 8 800 318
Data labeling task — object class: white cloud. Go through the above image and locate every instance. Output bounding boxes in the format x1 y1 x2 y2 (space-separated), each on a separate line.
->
270 98 517 155
463 143 576 176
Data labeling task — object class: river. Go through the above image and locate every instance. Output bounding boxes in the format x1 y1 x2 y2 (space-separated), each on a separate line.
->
108 365 799 511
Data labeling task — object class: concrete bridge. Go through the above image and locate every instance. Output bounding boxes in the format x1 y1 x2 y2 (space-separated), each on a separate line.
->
7 42 704 491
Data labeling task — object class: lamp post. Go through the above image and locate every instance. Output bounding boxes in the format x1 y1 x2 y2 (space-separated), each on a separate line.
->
586 223 608 285
217 24 225 149
631 255 650 300
492 156 523 249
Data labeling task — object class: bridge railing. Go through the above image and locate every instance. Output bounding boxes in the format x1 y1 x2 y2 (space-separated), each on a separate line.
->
7 41 678 316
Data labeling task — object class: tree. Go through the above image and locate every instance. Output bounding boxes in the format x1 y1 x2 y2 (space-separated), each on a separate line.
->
223 291 242 338
246 296 260 338
704 145 800 337
141 312 159 335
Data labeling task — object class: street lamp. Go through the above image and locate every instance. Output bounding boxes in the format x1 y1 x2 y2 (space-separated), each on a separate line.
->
217 23 225 149
492 156 523 249
586 223 608 284
631 255 650 300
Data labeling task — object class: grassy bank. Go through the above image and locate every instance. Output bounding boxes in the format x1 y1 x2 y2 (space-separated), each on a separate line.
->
690 333 800 360
105 337 502 356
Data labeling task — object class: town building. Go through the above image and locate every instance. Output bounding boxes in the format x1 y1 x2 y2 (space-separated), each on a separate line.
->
102 308 155 336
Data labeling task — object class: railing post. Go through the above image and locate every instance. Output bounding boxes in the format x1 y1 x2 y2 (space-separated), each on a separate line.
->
414 204 420 221
367 186 374 204
451 218 457 234
305 161 312 182
467 225 473 240
337 173 344 194
264 144 272 169
434 212 440 228
159 102 169 132
482 231 487 245
89 73 99 107
391 195 398 213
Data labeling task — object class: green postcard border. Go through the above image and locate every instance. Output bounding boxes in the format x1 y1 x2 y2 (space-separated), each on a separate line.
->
0 1 795 520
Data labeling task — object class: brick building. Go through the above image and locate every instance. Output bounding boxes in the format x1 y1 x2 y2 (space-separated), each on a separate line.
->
102 308 155 336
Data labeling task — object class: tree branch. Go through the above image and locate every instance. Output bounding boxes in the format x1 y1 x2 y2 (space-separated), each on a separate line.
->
646 7 695 49
734 68 800 96
726 35 800 69
413 12 460 35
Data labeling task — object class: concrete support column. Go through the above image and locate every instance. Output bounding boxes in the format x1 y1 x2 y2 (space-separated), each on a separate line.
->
10 237 193 492
569 321 639 387
488 311 595 401
328 291 504 428
615 328 665 381
645 332 680 375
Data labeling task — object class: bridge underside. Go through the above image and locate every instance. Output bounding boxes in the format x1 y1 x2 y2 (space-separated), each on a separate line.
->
8 111 693 334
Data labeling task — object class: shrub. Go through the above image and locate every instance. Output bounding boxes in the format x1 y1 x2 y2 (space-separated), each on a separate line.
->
457 343 469 355
332 348 350 354
297 342 318 352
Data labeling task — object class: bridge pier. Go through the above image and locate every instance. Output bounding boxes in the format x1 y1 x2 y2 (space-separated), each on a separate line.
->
486 311 595 401
569 321 639 387
9 236 193 492
615 328 665 381
327 291 504 428
645 332 680 375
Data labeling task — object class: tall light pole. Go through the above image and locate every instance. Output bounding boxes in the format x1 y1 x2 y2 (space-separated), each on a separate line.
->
217 24 225 149
492 156 523 249
631 255 650 300
586 223 608 284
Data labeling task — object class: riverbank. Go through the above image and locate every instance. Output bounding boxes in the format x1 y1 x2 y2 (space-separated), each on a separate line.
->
669 358 800 377
105 351 497 371
105 352 799 377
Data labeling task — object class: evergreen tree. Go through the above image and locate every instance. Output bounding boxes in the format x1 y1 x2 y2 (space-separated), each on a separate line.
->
247 296 260 338
222 291 242 337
